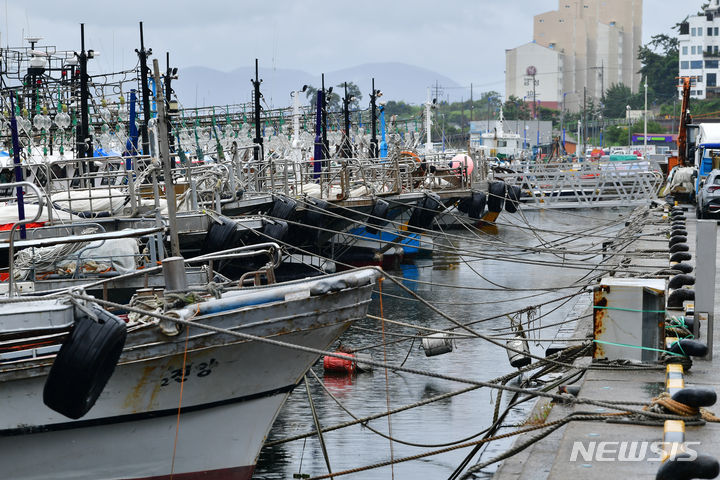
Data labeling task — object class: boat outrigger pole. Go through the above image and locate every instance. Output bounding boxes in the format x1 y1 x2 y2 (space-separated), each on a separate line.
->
136 21 152 156
252 58 263 162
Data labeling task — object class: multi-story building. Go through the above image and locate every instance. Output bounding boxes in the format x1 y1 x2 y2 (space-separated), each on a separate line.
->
678 0 720 99
505 0 643 113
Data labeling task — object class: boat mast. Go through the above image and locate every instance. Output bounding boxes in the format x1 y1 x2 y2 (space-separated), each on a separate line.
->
425 88 433 152
252 58 262 162
78 24 91 158
370 78 379 158
136 22 152 156
341 82 352 158
151 59 180 257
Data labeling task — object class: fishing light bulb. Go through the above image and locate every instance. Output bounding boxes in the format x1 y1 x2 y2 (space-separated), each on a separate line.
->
54 111 71 130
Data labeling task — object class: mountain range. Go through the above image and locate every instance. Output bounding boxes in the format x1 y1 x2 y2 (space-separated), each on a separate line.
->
172 62 462 109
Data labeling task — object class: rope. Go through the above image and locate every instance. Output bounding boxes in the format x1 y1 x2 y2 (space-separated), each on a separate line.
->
647 393 720 422
378 278 395 479
305 413 625 480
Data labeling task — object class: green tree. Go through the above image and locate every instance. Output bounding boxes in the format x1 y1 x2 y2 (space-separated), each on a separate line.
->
503 95 531 120
383 100 416 117
305 85 341 111
337 82 362 110
603 83 643 118
637 34 679 104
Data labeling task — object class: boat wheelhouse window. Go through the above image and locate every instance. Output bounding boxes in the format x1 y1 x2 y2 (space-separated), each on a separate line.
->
498 140 508 147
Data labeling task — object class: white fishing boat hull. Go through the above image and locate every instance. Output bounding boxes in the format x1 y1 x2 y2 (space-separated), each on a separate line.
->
0 268 379 479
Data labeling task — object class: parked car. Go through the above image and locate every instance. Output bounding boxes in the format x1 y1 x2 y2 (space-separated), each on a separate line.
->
696 169 720 218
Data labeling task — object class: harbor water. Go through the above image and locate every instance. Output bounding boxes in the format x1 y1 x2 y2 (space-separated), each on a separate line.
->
255 207 631 479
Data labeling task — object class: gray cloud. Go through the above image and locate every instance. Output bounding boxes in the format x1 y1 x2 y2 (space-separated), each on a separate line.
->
1 0 703 102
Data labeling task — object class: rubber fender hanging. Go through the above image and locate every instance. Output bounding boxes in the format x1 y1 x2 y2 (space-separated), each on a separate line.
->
487 181 506 213
656 453 720 480
669 243 689 254
366 198 390 235
672 262 694 274
262 219 289 241
671 220 686 228
457 197 471 214
468 191 487 220
667 338 707 357
669 236 688 247
672 388 717 408
671 207 685 213
670 252 692 263
408 192 443 232
668 288 695 308
670 210 686 219
269 195 297 220
669 274 695 289
44 305 127 419
504 185 522 213
202 216 241 254
303 197 331 227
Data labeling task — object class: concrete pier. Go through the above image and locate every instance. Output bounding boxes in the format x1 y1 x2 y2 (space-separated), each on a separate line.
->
494 204 720 479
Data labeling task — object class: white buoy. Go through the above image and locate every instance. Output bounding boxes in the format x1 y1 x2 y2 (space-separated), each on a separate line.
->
421 333 453 357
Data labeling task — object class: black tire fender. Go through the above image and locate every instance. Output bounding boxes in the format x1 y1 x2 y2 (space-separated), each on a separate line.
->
44 306 127 419
487 181 505 213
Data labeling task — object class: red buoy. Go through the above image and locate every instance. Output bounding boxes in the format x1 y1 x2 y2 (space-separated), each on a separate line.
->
323 352 356 374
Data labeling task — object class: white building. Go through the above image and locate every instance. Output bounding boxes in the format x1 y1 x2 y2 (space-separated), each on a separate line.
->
505 42 564 112
678 0 720 99
506 0 642 112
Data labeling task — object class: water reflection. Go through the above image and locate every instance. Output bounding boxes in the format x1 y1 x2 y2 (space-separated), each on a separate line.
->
256 208 630 479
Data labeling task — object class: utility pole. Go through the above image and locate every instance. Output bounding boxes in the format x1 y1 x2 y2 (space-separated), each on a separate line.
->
583 87 587 156
252 59 263 162
135 22 152 156
78 23 92 158
470 83 474 121
369 78 379 158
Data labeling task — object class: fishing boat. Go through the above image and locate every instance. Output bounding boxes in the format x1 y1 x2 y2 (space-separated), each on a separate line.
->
0 179 381 480
0 258 380 479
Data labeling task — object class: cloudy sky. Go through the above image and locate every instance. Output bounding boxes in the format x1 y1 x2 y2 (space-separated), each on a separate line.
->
1 0 702 99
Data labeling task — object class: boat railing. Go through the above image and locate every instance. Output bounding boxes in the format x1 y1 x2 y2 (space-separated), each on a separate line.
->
5 181 45 296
